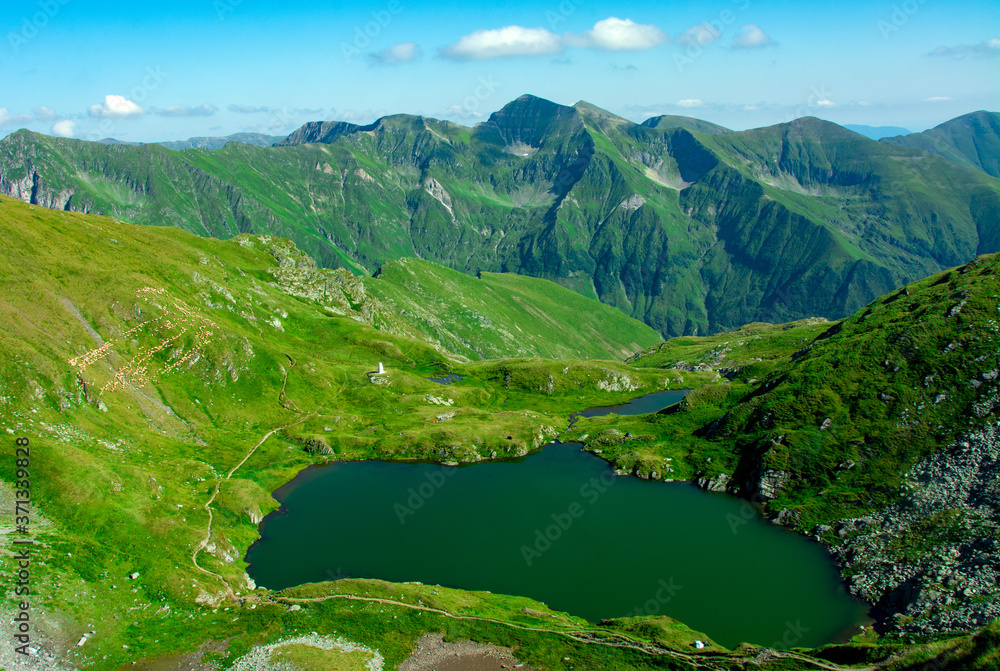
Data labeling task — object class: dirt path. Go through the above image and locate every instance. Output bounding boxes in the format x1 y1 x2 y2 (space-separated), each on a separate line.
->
192 356 331 596
275 593 874 671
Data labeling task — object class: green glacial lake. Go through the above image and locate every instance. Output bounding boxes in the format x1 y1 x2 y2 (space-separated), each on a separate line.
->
247 391 869 649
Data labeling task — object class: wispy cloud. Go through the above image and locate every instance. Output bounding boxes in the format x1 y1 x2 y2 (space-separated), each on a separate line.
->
675 99 703 108
228 104 272 114
575 17 666 51
33 106 58 121
925 96 952 102
153 103 218 117
732 24 773 49
679 22 722 47
370 41 422 64
927 38 1000 57
88 94 145 118
442 26 562 60
51 120 76 137
0 108 32 126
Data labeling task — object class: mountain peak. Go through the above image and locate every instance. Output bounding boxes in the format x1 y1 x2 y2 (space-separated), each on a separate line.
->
771 116 872 142
572 100 627 122
474 95 583 149
640 114 730 135
880 110 1000 177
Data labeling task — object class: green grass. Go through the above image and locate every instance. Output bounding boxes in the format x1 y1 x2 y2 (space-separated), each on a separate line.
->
569 252 1000 528
0 195 997 669
4 101 998 341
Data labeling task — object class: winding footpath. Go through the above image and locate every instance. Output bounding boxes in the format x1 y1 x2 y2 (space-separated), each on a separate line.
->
191 356 325 597
275 593 883 671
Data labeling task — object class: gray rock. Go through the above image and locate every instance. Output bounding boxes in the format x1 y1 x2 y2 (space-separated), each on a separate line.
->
829 422 1000 636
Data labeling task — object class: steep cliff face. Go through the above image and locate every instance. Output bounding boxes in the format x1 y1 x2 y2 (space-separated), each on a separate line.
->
2 100 999 338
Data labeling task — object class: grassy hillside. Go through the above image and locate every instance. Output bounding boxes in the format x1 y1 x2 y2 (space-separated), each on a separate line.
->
366 257 660 361
0 195 703 669
639 114 732 134
565 252 1000 637
882 111 1000 177
3 98 998 340
0 196 996 668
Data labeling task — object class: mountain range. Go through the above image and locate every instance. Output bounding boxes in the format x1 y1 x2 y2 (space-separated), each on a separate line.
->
1 97 998 340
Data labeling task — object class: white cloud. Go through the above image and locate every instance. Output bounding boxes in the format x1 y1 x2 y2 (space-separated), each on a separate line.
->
33 106 58 121
580 17 666 51
925 96 952 102
0 108 32 127
51 120 76 137
927 38 1000 57
88 94 145 118
443 25 562 60
732 24 773 49
154 103 217 117
815 99 835 107
370 41 422 64
680 22 722 47
676 99 704 108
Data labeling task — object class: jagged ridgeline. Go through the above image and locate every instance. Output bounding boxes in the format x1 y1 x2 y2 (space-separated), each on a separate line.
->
3 97 998 338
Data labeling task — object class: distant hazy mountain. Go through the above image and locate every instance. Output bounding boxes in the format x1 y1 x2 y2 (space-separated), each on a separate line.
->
880 111 1000 177
2 95 998 338
842 124 912 140
100 132 287 151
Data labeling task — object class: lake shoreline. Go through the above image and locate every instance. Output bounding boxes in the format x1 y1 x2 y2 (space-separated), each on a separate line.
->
245 390 874 649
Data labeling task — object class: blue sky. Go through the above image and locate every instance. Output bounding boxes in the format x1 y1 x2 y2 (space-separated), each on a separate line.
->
1 0 997 141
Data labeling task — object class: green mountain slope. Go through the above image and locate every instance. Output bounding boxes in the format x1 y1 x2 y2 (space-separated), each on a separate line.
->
0 195 997 668
639 114 732 134
0 195 707 668
881 111 1000 177
366 257 660 360
567 252 1000 637
2 97 999 340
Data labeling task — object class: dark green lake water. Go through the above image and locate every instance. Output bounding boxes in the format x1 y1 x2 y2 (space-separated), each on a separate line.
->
247 392 868 649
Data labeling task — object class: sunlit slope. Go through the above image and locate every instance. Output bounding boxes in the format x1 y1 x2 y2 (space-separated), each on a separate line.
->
0 194 693 668
2 99 999 341
567 253 1000 637
882 110 1000 177
366 257 660 361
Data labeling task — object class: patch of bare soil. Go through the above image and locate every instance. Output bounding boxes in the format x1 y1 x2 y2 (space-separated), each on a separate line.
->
399 634 540 671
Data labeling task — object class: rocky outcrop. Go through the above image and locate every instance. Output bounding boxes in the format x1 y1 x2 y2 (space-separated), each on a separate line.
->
750 468 790 500
829 422 1000 635
697 472 731 492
